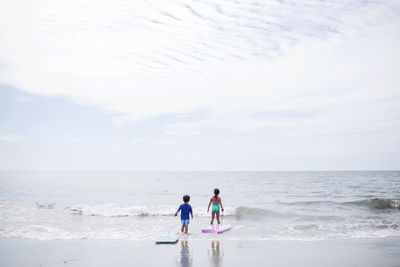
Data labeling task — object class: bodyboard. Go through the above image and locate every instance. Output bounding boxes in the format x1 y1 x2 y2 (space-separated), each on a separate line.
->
155 236 179 244
202 225 231 234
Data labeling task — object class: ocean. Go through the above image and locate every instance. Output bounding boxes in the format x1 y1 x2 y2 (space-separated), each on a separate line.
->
0 171 399 241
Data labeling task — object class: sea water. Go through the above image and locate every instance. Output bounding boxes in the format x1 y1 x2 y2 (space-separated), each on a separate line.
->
0 171 399 241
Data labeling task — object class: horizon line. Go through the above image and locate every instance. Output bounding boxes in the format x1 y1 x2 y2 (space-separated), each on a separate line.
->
0 169 398 172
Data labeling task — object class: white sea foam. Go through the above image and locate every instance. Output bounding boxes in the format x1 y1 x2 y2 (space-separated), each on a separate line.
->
1 221 399 241
66 204 237 217
0 225 77 240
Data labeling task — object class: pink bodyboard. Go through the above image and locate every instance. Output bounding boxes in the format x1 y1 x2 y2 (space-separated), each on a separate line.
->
202 225 231 233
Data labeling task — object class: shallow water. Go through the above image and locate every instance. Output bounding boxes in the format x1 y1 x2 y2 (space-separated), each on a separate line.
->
0 171 399 241
2 239 400 267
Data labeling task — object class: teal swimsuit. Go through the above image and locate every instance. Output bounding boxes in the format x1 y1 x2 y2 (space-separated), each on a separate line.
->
211 196 220 212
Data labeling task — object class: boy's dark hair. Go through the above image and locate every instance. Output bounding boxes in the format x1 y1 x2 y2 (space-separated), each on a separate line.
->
183 195 190 202
214 188 220 196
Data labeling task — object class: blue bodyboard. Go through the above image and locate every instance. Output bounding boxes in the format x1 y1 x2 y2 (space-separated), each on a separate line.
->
155 236 179 244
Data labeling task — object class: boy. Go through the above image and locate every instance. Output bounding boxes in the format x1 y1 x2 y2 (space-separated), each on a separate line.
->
175 194 193 234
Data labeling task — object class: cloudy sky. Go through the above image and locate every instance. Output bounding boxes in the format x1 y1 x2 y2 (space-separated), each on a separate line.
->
0 0 399 170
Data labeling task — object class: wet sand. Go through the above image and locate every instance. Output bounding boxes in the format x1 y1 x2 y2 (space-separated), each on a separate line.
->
1 238 400 267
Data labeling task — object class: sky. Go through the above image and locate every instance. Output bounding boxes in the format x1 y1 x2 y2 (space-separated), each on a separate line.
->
0 0 399 171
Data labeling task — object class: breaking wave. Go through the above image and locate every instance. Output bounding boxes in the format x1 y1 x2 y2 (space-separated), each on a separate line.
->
281 198 400 211
66 204 176 217
347 198 400 210
235 206 283 218
66 205 300 218
66 204 237 217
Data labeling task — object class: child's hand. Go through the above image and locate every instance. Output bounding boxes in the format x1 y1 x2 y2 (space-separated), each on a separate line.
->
222 208 224 212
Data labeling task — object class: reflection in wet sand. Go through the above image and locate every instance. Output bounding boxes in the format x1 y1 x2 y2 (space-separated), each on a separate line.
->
178 240 192 267
208 241 223 266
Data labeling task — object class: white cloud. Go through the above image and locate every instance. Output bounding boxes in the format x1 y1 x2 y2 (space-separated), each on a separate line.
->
1 0 399 121
0 0 399 170
0 134 28 143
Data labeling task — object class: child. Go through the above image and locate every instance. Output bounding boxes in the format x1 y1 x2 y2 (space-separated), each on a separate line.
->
175 194 193 234
207 188 224 225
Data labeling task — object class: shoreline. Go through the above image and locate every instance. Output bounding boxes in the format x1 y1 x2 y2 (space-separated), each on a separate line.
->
1 237 400 267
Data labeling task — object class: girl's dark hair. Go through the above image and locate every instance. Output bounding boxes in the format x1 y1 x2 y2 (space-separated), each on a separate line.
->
214 188 220 196
183 195 190 202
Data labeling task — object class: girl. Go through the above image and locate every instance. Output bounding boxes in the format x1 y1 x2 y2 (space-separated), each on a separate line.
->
207 188 224 225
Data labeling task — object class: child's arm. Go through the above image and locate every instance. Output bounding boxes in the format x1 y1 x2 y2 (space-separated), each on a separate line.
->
175 206 181 216
219 197 224 212
207 198 212 212
190 206 193 219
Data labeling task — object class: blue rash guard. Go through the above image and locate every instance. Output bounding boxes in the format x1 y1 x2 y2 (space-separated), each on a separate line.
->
178 203 193 220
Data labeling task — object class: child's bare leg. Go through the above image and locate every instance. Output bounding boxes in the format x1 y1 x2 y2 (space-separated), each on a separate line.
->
184 226 188 234
210 212 215 225
216 211 220 224
181 225 184 232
